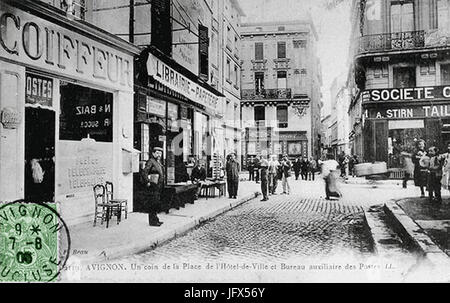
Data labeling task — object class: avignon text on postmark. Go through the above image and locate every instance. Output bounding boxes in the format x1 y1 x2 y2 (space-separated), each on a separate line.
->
0 201 71 282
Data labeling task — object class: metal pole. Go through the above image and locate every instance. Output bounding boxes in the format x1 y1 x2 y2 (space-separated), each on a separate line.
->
129 0 135 43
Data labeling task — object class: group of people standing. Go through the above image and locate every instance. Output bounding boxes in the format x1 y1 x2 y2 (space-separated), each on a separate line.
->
292 157 317 181
259 155 293 201
402 140 450 204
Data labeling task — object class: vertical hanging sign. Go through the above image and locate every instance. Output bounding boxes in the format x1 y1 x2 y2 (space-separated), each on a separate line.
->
199 24 209 82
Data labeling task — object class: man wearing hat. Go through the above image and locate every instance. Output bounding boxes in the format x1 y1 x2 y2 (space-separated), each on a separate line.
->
140 146 165 226
259 157 269 201
226 153 240 199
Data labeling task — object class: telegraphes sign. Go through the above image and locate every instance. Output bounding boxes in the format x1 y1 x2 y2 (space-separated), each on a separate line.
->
25 74 53 107
147 53 219 114
366 105 450 119
0 3 133 91
362 86 450 103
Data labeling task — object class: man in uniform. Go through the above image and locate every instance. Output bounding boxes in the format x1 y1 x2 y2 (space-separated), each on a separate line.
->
141 146 165 226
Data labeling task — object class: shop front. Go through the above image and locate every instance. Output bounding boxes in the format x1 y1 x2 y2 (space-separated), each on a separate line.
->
133 48 223 212
0 1 139 225
362 86 450 168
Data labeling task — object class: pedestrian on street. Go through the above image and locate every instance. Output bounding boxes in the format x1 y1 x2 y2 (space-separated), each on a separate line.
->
412 140 428 198
268 155 280 195
254 156 261 184
191 159 207 199
293 157 301 180
140 146 165 227
320 154 341 200
260 157 269 201
308 157 317 181
248 157 255 181
427 146 443 204
440 142 450 191
226 153 240 199
281 155 292 195
338 152 348 178
400 151 414 189
301 157 308 180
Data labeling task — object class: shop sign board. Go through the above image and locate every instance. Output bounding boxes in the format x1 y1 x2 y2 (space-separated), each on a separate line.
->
367 104 450 119
0 3 134 91
147 97 166 117
147 54 219 113
25 74 53 107
362 86 450 103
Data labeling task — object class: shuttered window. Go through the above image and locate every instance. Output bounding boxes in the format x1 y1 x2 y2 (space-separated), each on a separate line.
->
255 43 264 60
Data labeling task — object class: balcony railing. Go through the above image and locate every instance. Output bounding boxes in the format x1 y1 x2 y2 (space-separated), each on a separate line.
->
39 0 86 20
242 88 292 100
359 30 425 54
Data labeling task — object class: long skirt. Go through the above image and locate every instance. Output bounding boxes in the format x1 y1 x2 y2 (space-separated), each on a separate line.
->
325 171 342 198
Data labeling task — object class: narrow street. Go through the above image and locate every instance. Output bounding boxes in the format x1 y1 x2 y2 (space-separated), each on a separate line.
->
82 177 426 282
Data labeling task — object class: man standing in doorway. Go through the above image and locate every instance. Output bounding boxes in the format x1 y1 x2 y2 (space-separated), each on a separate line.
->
226 153 240 199
141 146 165 227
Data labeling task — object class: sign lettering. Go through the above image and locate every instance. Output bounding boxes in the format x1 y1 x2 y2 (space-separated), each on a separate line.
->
363 86 450 103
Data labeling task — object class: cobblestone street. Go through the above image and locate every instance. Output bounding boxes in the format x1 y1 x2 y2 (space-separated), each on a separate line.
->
76 177 431 282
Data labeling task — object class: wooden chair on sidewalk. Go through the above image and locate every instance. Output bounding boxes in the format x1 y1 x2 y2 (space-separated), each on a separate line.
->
93 184 122 228
105 181 128 220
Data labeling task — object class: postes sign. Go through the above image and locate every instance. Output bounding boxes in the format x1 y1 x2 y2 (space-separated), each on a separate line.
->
362 86 450 103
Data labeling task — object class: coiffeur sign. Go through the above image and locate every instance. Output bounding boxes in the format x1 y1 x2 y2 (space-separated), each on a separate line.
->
147 53 219 114
0 3 133 91
362 86 450 102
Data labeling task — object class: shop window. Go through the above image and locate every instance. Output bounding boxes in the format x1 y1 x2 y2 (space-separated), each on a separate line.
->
390 1 415 33
393 66 416 88
277 71 287 89
255 42 264 60
60 82 113 142
255 72 265 94
441 63 450 85
277 42 286 59
277 106 288 128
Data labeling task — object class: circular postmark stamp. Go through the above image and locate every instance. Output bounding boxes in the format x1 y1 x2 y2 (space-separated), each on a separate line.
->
0 201 71 282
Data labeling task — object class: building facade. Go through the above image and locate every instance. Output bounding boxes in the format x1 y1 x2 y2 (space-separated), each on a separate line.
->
240 20 322 164
330 75 352 157
0 0 140 225
349 0 450 169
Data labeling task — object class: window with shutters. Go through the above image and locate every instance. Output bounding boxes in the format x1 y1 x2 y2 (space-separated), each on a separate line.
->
441 64 450 85
277 106 288 128
254 106 265 124
393 67 416 88
277 42 286 59
277 71 287 89
255 72 265 94
390 1 415 33
255 43 264 60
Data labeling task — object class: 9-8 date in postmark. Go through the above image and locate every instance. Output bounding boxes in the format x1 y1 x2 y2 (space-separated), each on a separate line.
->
0 201 71 282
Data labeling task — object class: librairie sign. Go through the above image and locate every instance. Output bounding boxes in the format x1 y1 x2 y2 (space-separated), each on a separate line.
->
362 86 450 102
147 53 219 113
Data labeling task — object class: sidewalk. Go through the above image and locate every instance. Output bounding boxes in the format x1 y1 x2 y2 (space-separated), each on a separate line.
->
384 197 450 268
68 181 260 265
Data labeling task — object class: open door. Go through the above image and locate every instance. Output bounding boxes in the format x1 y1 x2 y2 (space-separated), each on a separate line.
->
24 107 55 202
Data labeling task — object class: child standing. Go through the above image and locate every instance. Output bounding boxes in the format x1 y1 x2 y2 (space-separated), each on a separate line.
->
427 147 443 204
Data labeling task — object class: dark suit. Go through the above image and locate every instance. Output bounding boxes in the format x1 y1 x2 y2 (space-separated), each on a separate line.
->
226 159 240 198
140 157 165 224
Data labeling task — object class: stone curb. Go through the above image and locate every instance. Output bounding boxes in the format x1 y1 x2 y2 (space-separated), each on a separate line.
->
362 211 380 254
383 199 450 269
76 192 260 265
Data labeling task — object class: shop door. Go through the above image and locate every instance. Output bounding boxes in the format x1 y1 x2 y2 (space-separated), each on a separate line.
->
374 120 388 162
24 107 55 202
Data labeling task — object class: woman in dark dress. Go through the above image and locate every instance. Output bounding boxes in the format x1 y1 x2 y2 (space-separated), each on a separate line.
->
412 140 428 198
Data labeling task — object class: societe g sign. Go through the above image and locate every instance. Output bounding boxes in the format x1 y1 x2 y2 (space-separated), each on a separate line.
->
362 86 450 102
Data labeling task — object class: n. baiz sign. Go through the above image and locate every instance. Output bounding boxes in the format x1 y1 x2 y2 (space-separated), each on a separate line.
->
362 86 450 102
